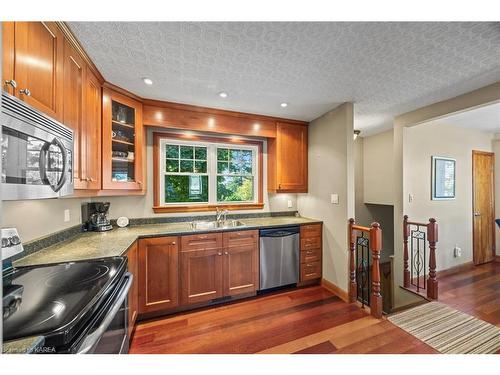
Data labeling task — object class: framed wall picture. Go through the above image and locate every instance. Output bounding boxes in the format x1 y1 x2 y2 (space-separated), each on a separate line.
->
431 156 456 200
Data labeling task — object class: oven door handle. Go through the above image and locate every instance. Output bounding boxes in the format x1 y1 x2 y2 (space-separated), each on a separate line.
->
77 273 133 354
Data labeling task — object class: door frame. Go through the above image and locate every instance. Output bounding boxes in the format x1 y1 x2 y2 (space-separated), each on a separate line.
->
472 150 496 265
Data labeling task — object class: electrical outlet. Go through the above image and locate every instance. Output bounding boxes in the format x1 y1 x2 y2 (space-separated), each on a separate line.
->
454 246 462 258
287 199 293 208
64 209 70 223
331 194 339 204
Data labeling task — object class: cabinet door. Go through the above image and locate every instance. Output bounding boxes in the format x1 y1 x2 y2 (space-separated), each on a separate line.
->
102 88 144 190
126 242 139 337
138 237 179 314
276 122 308 192
63 38 85 189
181 248 223 305
13 22 64 121
223 242 259 296
83 67 102 189
2 22 15 95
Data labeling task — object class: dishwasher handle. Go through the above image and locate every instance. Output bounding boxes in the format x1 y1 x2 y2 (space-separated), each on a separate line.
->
259 226 300 238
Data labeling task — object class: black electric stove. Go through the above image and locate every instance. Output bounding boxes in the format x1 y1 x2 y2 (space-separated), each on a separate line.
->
2 257 130 353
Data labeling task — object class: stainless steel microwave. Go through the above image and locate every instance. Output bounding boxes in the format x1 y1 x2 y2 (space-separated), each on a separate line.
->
1 92 74 200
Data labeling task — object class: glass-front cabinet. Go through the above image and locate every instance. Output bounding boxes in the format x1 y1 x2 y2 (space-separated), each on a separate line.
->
102 88 144 190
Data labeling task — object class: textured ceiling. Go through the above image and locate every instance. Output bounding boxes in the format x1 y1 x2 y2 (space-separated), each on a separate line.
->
69 22 500 134
431 102 500 133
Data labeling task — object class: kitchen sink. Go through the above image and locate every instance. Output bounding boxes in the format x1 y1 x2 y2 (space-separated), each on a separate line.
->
190 220 245 230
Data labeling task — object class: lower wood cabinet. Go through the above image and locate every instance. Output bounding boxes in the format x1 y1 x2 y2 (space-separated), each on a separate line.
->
180 247 224 305
138 237 179 314
126 242 138 337
180 230 259 305
223 230 259 296
299 223 323 283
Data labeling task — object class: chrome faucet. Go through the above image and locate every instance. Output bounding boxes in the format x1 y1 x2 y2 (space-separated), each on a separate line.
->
216 207 228 223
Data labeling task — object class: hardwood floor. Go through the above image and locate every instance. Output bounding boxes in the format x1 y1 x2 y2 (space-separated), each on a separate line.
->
438 261 500 327
129 286 437 354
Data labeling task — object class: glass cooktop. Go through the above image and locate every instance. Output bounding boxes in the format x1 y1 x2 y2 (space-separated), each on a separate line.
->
2 257 127 345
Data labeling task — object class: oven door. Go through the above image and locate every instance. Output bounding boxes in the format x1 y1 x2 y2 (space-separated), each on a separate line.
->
76 273 133 354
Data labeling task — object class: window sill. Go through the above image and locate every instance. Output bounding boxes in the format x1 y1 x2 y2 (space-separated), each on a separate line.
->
152 203 265 213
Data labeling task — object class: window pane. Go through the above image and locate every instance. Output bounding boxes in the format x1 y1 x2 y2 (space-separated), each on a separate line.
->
195 147 207 160
166 145 179 159
165 175 208 203
194 160 207 173
217 161 229 174
180 160 194 173
180 146 194 159
217 148 229 161
166 159 179 172
217 176 253 202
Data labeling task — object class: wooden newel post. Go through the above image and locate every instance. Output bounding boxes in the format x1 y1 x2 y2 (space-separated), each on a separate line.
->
369 222 383 319
403 215 410 288
348 218 357 303
426 218 438 300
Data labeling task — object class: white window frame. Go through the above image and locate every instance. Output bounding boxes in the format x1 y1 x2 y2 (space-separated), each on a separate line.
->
159 137 259 206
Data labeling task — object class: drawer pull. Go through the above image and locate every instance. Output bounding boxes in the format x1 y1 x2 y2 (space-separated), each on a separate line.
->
224 251 229 255
306 251 313 254
171 242 176 245
217 252 222 256
199 235 208 239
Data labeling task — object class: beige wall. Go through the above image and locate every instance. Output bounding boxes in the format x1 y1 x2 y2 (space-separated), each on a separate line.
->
297 102 354 292
404 121 493 271
363 130 394 205
355 136 394 264
2 128 297 243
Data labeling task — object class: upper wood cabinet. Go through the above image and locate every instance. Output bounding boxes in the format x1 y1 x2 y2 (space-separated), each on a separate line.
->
63 38 85 189
138 237 179 314
82 68 102 190
2 22 64 121
268 122 308 193
102 88 145 190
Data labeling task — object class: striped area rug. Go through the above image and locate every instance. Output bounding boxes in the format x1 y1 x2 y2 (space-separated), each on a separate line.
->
388 302 500 354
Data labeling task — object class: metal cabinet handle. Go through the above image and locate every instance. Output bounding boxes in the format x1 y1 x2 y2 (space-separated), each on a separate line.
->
224 251 229 255
171 242 176 245
306 251 313 254
19 88 31 96
137 181 143 185
4 79 17 89
217 252 222 256
474 212 481 217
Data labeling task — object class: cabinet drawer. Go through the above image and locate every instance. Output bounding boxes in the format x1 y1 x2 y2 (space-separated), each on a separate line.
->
300 248 322 264
300 224 322 239
300 261 322 281
181 233 223 252
300 236 321 250
223 230 258 248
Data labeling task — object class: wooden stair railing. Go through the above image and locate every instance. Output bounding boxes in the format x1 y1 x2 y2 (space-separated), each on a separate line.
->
403 215 439 300
348 218 383 319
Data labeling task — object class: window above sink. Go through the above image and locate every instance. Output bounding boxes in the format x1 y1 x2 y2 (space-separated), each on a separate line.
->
153 132 264 213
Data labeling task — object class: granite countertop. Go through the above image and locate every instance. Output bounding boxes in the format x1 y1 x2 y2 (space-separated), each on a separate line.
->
14 216 322 267
3 336 45 354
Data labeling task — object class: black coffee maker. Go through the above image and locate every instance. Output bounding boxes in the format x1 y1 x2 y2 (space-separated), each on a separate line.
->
82 202 113 232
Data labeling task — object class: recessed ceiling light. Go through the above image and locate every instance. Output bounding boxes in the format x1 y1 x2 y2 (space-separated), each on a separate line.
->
142 78 153 85
280 102 288 108
219 92 228 98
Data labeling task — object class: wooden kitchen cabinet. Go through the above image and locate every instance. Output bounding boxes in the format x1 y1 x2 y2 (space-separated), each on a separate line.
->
180 233 224 305
268 122 308 193
222 230 259 296
102 88 145 191
138 237 179 314
299 224 323 283
126 242 139 337
63 38 85 189
2 22 64 121
82 67 102 190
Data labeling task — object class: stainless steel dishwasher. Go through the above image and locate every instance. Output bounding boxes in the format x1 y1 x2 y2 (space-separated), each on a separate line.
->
259 226 300 291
